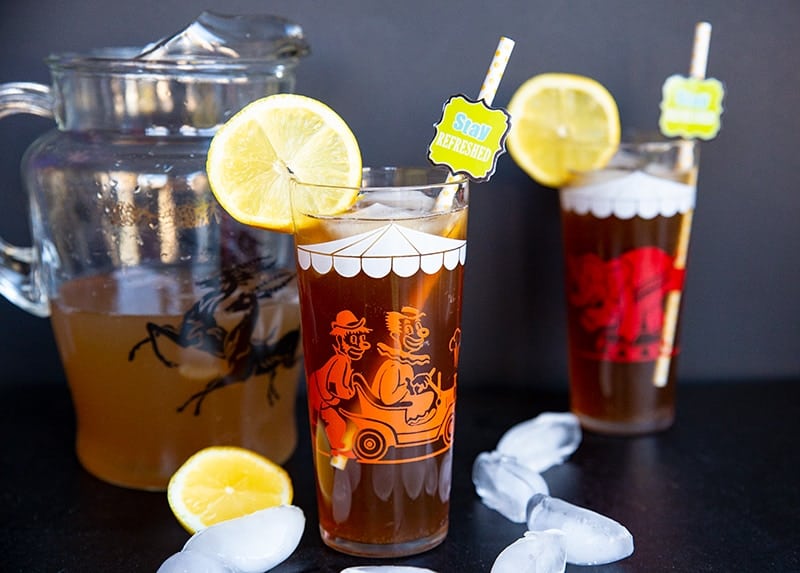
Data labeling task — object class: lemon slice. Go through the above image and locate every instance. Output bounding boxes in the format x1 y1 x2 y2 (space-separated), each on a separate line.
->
206 93 363 233
167 446 293 533
506 73 621 188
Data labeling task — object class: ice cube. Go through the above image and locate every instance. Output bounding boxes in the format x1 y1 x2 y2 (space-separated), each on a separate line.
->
341 565 436 573
496 412 582 474
138 11 309 61
472 451 549 523
564 167 632 190
343 202 410 219
183 505 305 573
361 190 436 213
491 530 567 573
526 494 634 565
157 549 238 573
341 190 436 221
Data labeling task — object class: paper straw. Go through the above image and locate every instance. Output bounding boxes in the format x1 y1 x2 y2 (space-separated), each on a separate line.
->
434 36 515 212
653 22 711 387
689 22 712 79
478 36 516 106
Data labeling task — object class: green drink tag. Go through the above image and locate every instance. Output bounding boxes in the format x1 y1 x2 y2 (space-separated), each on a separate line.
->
428 94 511 182
659 75 725 140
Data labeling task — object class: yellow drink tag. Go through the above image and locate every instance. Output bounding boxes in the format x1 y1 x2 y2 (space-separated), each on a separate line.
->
659 75 725 140
428 94 510 182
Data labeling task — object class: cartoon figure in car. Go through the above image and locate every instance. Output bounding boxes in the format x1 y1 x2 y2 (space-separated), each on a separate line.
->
371 306 439 426
307 310 371 464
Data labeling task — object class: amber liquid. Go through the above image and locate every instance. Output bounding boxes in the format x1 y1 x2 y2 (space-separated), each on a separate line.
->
295 209 466 556
560 208 688 435
50 267 302 490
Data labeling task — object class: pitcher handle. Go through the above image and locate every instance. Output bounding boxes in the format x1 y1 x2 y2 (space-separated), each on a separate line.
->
0 82 54 317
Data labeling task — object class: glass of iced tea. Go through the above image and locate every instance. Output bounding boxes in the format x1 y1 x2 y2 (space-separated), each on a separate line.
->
559 139 699 435
290 166 469 557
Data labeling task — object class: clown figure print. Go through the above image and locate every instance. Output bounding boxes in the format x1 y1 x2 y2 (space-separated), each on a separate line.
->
307 310 371 467
372 306 439 426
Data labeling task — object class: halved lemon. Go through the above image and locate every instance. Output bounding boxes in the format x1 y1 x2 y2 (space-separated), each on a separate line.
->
206 93 363 233
167 446 293 533
506 73 621 187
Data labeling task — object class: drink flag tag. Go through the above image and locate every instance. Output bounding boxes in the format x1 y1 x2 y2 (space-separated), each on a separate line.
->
428 94 511 182
659 75 725 140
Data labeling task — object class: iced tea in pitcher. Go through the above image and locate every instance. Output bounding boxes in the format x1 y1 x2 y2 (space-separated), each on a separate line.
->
50 261 303 490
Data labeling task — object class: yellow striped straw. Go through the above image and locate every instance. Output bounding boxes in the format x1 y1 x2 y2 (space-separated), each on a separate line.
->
654 21 711 387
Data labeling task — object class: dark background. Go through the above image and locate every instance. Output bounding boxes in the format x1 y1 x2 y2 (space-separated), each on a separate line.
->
1 0 798 390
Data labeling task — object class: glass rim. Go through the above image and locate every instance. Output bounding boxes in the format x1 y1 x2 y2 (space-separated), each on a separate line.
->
557 137 698 153
615 138 699 153
291 166 469 193
46 49 305 75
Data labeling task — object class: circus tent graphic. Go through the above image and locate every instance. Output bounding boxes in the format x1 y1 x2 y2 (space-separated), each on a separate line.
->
560 171 696 219
296 223 467 278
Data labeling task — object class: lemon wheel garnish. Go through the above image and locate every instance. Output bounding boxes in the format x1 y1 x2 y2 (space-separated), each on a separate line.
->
167 446 294 533
506 73 621 188
206 93 363 233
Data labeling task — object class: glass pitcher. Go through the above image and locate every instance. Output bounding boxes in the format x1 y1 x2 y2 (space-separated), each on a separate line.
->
0 13 309 490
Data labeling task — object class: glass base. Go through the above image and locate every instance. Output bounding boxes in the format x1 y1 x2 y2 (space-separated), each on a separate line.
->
576 411 674 436
320 524 448 558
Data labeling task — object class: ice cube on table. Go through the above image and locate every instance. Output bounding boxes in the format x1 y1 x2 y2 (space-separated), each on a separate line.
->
496 412 582 474
137 10 309 61
157 549 238 572
491 529 567 573
526 494 634 565
341 567 440 573
472 451 550 522
182 505 305 573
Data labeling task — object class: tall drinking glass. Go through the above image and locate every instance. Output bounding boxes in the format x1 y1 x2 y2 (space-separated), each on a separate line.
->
290 167 469 557
559 140 698 435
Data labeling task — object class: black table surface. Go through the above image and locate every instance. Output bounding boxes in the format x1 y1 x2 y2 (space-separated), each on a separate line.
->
2 379 799 572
